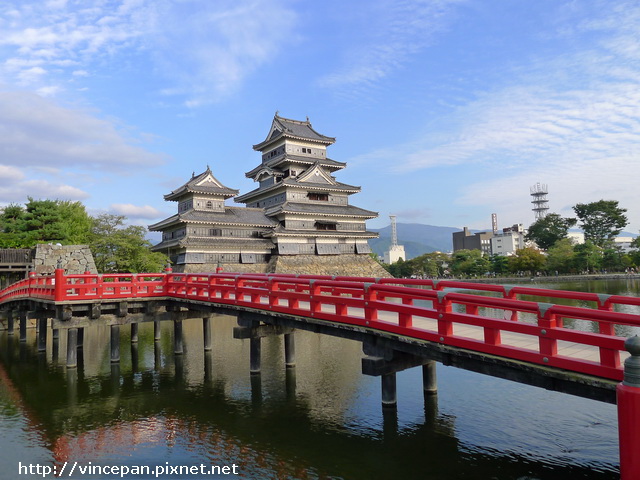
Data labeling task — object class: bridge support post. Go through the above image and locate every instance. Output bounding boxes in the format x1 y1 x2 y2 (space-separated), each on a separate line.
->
284 332 295 368
203 317 212 351
381 373 397 408
19 312 27 343
110 324 120 363
174 320 184 355
66 328 78 368
7 310 14 335
618 336 640 480
154 321 162 341
37 318 47 352
423 361 437 395
250 336 261 374
77 327 84 349
131 323 139 344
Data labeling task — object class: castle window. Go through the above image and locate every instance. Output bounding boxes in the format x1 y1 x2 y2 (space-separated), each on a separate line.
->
308 193 329 201
206 201 213 209
315 222 337 231
209 229 222 236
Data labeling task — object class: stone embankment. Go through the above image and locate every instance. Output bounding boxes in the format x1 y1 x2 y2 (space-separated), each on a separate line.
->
33 244 97 274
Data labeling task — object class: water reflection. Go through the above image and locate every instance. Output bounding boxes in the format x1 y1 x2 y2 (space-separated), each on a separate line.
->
0 308 620 479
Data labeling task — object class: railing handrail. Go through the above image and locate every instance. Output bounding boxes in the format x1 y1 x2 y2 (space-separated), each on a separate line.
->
1 270 639 381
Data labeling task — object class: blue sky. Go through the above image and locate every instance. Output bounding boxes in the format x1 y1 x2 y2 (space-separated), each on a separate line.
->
1 0 640 239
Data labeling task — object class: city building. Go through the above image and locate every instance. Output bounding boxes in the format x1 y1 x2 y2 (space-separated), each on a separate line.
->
490 224 526 256
383 215 406 264
452 227 492 255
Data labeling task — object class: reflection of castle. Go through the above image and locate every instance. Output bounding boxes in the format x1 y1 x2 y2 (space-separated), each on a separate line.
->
150 114 385 275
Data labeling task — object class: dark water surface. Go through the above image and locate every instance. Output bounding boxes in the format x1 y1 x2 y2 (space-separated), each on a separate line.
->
1 278 633 479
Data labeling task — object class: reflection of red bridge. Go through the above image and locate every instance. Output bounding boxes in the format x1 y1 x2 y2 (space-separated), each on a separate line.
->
1 269 640 478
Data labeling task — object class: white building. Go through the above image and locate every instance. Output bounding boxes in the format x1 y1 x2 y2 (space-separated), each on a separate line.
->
490 224 526 256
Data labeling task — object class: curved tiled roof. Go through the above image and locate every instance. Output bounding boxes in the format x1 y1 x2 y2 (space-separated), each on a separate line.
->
164 166 239 201
149 207 276 231
245 154 346 179
265 202 378 218
253 114 336 150
235 179 361 204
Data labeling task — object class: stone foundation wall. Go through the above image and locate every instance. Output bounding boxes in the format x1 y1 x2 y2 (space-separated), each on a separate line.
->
269 254 390 277
33 244 97 274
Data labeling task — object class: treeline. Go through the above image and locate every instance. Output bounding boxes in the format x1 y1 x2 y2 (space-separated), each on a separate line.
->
385 199 639 278
0 198 167 273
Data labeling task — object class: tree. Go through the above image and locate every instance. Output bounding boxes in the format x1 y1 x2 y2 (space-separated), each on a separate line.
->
525 213 576 250
546 238 576 274
90 214 167 273
573 241 603 273
508 247 546 274
450 249 490 277
0 198 92 247
573 200 628 247
490 255 510 275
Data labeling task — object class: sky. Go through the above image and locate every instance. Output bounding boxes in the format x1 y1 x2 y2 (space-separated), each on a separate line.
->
1 0 640 240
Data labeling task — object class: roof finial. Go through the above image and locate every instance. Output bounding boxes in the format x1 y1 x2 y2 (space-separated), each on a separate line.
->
275 110 279 117
191 171 195 178
306 116 309 122
206 164 211 172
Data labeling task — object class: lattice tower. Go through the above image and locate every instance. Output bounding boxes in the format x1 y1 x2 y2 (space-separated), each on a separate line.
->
390 215 398 247
530 183 549 220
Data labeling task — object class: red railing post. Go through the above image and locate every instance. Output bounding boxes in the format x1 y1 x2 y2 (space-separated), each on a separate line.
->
538 303 558 359
617 336 640 480
54 268 66 302
399 297 413 327
436 292 453 338
364 283 378 322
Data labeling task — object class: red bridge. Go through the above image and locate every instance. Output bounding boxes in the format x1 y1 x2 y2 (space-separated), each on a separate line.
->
1 269 640 479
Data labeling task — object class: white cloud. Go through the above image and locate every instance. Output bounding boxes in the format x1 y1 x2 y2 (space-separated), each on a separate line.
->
0 0 297 105
0 90 165 168
0 176 89 203
109 203 163 219
317 0 464 92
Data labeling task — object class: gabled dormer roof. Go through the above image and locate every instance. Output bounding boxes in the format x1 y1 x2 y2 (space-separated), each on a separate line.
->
296 162 336 185
164 166 239 201
253 113 336 151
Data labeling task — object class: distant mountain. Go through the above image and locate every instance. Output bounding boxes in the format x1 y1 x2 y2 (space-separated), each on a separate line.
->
370 223 462 260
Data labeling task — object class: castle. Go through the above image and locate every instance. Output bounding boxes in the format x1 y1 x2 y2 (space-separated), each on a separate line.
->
149 114 387 276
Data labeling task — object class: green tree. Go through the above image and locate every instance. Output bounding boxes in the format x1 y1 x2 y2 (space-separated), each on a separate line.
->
546 238 576 274
450 249 490 277
490 255 510 275
90 214 167 273
525 213 577 250
573 241 603 273
573 200 628 247
0 198 92 247
508 247 546 274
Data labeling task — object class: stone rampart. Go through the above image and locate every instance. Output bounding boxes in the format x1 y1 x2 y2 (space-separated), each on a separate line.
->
269 254 390 277
33 244 97 275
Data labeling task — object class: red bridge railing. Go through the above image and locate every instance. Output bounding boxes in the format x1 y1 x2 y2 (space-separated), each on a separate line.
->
1 270 639 383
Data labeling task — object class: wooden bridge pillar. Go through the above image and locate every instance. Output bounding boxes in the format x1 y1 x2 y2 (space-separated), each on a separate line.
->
18 311 27 343
131 323 139 344
66 328 78 368
381 373 397 408
250 336 261 374
110 324 120 363
284 332 295 368
37 318 47 352
203 317 212 351
154 321 162 341
6 310 14 335
423 360 438 395
77 327 84 349
174 320 184 355
618 336 640 480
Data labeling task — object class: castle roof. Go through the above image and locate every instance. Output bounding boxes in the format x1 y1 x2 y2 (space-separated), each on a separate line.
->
164 166 239 201
149 207 275 231
245 154 346 179
235 178 361 204
253 113 336 151
264 202 378 219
